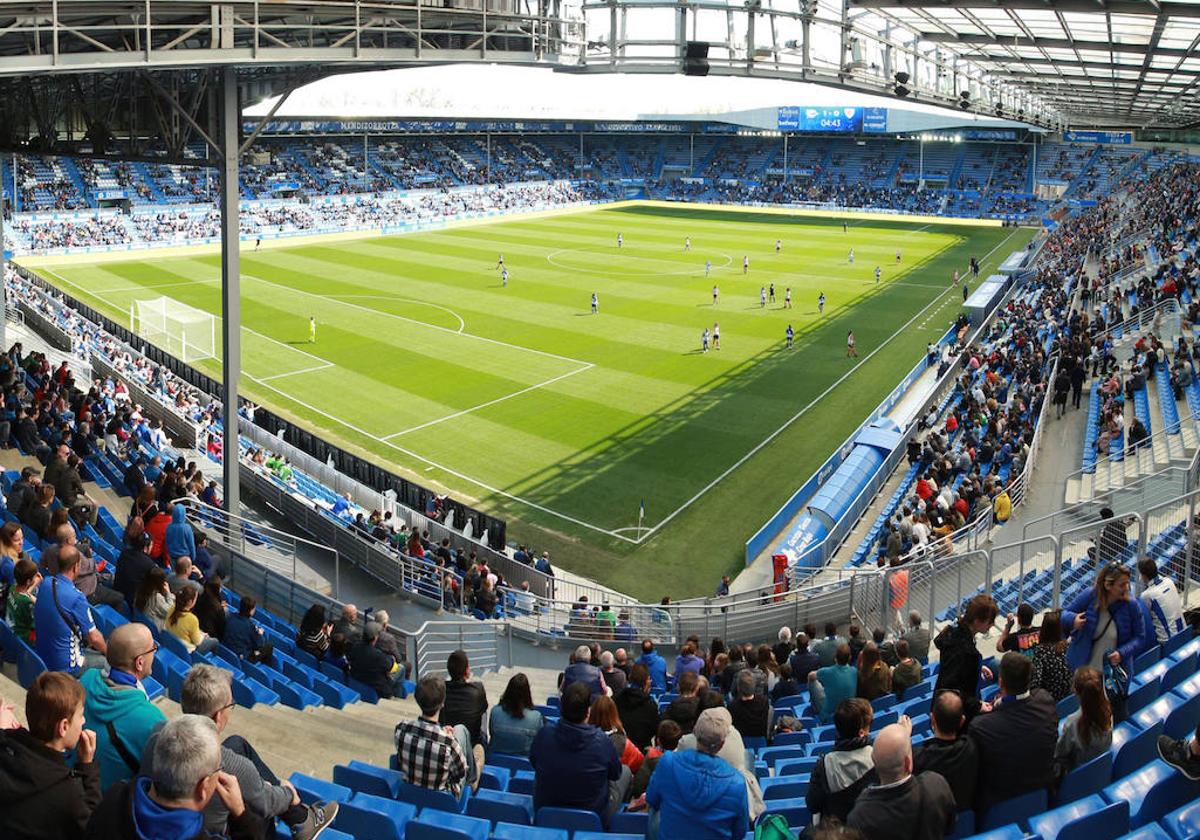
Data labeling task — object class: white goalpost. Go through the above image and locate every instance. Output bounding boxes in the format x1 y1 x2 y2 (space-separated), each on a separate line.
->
130 296 217 363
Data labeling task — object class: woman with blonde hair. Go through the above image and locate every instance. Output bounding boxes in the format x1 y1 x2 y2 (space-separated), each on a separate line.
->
588 694 645 773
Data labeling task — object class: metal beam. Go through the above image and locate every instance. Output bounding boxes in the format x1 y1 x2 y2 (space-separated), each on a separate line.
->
914 32 1163 56
849 0 1200 15
219 67 240 519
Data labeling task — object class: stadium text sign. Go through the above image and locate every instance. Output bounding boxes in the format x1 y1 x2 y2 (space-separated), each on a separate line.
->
777 106 887 133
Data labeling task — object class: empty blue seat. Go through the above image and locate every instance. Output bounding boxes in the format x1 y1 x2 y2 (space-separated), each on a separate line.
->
1028 794 1130 840
1112 721 1162 779
759 778 808 800
406 810 490 840
776 757 820 776
757 799 810 828
759 746 808 769
979 788 1048 832
945 810 976 840
1102 759 1200 828
1126 679 1160 716
333 794 416 840
478 766 511 791
491 825 567 840
534 807 603 833
1161 799 1200 840
959 825 1026 840
574 834 641 840
486 753 534 773
507 770 535 797
464 789 533 826
333 761 403 799
1056 751 1113 806
1115 826 1173 840
610 811 649 835
396 780 464 814
288 773 351 805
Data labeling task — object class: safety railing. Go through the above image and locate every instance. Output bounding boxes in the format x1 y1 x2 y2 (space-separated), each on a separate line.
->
410 621 506 680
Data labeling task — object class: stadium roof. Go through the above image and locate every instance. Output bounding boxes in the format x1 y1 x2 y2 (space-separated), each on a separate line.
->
849 0 1200 128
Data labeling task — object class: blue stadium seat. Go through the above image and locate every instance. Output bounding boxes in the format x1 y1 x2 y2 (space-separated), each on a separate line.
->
465 789 534 826
396 781 465 814
945 810 976 840
1056 751 1114 806
1134 693 1200 740
1134 646 1161 675
333 761 404 799
771 731 810 747
1102 759 1200 828
491 824 567 840
1115 826 1173 840
759 778 808 800
333 794 416 840
484 753 533 773
406 810 490 840
478 765 511 791
1126 677 1162 717
1027 795 1130 840
287 773 352 805
757 797 809 828
1161 800 1200 840
759 746 808 770
958 825 1027 840
610 811 650 835
1112 721 1162 779
506 770 535 797
979 789 1048 832
534 807 603 833
574 834 641 840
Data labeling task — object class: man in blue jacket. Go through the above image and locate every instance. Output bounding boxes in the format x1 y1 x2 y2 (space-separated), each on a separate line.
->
637 639 667 693
530 682 630 827
647 707 749 839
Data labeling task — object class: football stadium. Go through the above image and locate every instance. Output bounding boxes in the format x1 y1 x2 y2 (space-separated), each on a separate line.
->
0 2 1199 840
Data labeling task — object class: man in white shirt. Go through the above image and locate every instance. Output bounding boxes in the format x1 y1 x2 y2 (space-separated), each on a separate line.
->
1138 557 1185 643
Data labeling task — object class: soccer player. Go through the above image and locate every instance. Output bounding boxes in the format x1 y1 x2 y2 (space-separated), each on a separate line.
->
701 327 709 353
775 239 782 255
847 330 857 358
818 292 825 314
617 233 623 248
786 324 794 349
591 292 598 314
502 268 509 287
759 287 767 308
255 237 262 251
712 322 721 350
848 248 855 264
309 316 317 344
875 266 881 284
684 236 691 251
896 249 901 264
705 259 712 277
953 269 960 285
712 284 719 306
743 255 749 274
785 287 793 309
497 253 504 269
963 283 970 302
842 220 848 234
769 283 775 304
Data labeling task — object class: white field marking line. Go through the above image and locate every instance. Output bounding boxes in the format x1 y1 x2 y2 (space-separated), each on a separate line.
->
44 266 624 539
101 279 214 294
241 273 591 369
242 370 639 544
545 248 734 278
382 362 595 439
325 294 467 334
257 362 335 382
630 226 1025 543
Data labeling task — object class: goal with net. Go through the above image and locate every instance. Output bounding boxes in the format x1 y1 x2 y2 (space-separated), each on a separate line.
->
130 297 217 363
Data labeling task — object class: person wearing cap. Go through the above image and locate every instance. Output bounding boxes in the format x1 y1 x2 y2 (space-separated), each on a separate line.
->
646 706 749 839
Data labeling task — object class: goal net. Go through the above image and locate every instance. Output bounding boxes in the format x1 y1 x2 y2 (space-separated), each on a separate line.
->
130 297 217 363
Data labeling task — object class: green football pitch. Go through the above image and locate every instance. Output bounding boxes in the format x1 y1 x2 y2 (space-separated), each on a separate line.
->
32 203 1034 599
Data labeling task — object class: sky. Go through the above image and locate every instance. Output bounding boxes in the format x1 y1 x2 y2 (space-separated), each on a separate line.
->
246 64 999 124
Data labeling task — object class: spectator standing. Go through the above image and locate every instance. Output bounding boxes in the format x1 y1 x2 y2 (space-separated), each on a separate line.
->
1088 509 1128 569
487 674 544 758
440 650 488 769
80 623 166 791
808 698 877 824
637 639 668 692
1029 610 1073 701
728 669 771 740
561 644 608 698
85 715 261 840
809 644 858 725
1138 557 1185 643
912 689 977 812
34 546 106 673
847 720 956 840
934 594 998 718
674 642 705 677
394 676 473 796
996 603 1040 657
646 708 749 840
968 652 1058 814
1062 563 1147 677
614 663 660 751
0 672 100 840
1053 667 1113 780
112 518 154 607
530 682 630 827
903 612 931 661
